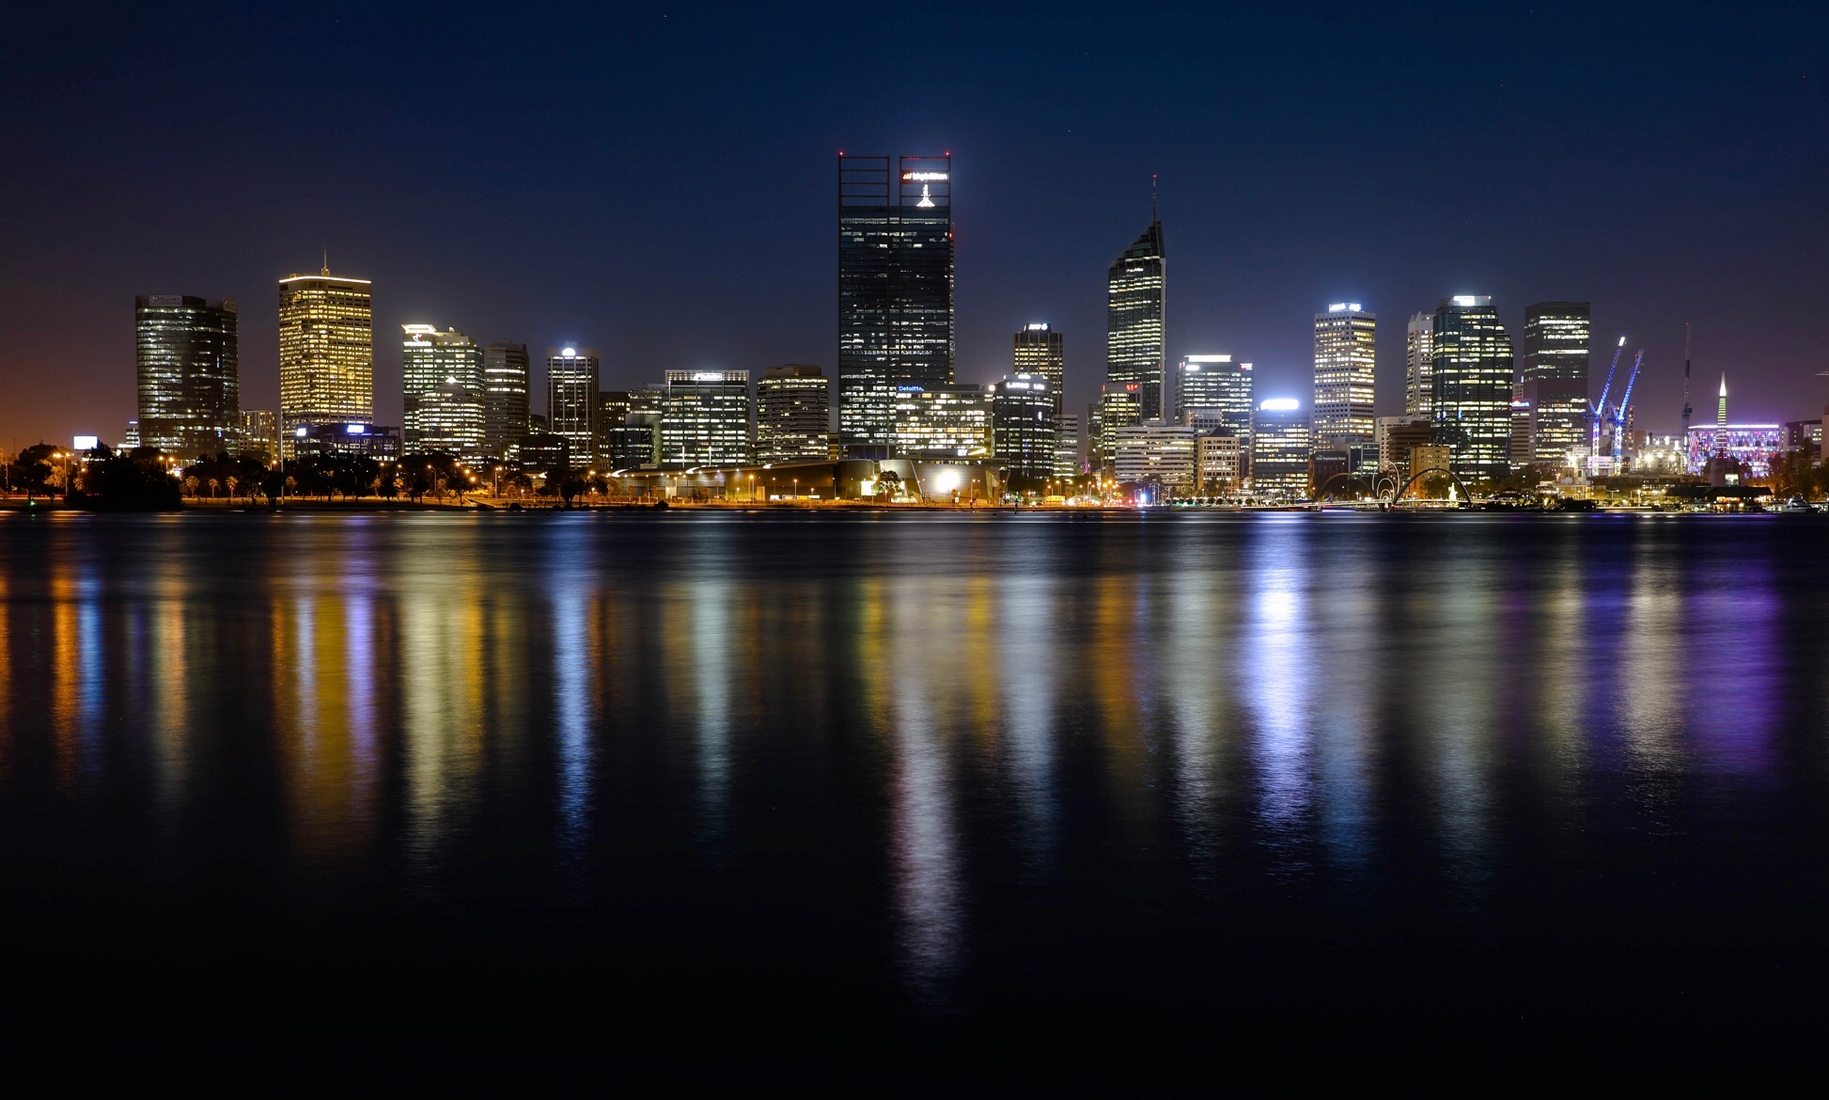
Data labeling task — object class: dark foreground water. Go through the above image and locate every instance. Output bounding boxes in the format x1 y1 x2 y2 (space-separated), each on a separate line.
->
1 509 1825 1080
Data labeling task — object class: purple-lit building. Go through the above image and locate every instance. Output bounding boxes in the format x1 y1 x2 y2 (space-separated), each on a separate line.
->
1685 424 1781 476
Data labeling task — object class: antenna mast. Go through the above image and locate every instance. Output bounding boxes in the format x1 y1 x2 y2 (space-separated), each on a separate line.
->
1680 322 1692 442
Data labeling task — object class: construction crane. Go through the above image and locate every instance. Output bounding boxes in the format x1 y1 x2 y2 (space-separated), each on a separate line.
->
1591 336 1627 459
1611 350 1646 464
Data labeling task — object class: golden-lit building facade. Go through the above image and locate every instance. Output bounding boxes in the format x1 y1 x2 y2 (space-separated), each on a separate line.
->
889 383 992 458
279 267 374 444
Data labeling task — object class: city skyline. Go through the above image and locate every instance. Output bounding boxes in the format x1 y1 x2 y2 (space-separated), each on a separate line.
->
2 5 1826 448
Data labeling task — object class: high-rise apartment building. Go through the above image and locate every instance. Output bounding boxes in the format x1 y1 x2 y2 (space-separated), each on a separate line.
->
1404 312 1434 418
1312 303 1375 452
660 370 752 468
1013 323 1065 422
547 346 600 466
837 153 954 456
278 265 372 443
1431 295 1514 482
1522 302 1591 466
402 325 484 460
756 364 831 462
135 294 239 458
991 374 1056 481
482 341 530 460
1106 218 1166 420
1251 398 1311 499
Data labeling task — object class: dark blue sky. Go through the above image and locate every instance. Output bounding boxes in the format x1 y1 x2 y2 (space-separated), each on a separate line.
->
3 1 1826 447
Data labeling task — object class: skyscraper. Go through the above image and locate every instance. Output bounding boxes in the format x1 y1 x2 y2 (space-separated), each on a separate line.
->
1174 355 1254 453
402 325 484 460
837 153 954 457
1106 214 1166 420
1431 295 1515 482
661 370 752 468
1013 323 1065 422
1404 312 1434 418
1522 302 1591 465
1312 304 1375 453
547 346 600 466
482 341 530 460
278 265 372 443
991 374 1056 481
756 364 831 462
134 294 239 458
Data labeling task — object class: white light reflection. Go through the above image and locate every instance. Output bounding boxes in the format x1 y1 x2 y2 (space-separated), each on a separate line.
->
1242 518 1315 871
886 575 962 1006
997 570 1057 874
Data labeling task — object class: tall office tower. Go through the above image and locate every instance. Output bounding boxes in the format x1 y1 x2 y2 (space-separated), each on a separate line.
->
278 265 373 444
1251 398 1311 499
756 364 831 462
1053 413 1082 479
402 325 484 460
1013 323 1065 422
1404 312 1434 417
1431 295 1515 482
134 295 239 458
1106 214 1166 420
660 370 752 468
1095 382 1142 472
991 374 1056 481
482 341 530 460
1174 354 1254 453
547 346 600 465
1312 303 1376 452
837 153 954 456
238 409 280 461
1522 302 1591 465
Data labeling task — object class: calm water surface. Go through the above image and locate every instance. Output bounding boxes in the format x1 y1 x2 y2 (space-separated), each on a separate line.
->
1 510 1825 1078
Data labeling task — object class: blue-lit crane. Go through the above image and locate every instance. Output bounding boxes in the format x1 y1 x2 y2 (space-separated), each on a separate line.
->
1590 337 1627 460
1610 350 1646 464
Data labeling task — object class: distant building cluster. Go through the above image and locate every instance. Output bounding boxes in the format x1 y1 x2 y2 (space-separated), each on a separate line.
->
101 153 1826 502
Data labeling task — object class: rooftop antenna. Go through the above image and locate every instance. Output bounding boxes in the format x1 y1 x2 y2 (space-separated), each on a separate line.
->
1151 173 1159 223
321 248 330 276
1680 322 1692 441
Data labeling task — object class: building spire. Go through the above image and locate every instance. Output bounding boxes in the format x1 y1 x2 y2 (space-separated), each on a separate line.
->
321 248 330 276
1717 372 1728 426
1150 173 1159 223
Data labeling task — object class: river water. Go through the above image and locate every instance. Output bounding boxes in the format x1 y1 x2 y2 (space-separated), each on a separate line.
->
1 510 1824 1079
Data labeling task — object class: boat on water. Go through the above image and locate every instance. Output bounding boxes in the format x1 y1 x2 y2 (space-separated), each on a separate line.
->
1780 496 1813 514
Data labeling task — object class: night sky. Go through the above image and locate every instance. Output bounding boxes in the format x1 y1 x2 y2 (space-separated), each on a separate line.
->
3 1 1826 449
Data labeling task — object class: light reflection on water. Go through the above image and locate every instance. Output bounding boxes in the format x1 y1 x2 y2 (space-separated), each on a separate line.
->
1 510 1826 1046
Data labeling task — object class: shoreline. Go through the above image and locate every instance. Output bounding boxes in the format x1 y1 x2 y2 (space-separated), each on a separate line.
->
0 496 1809 517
